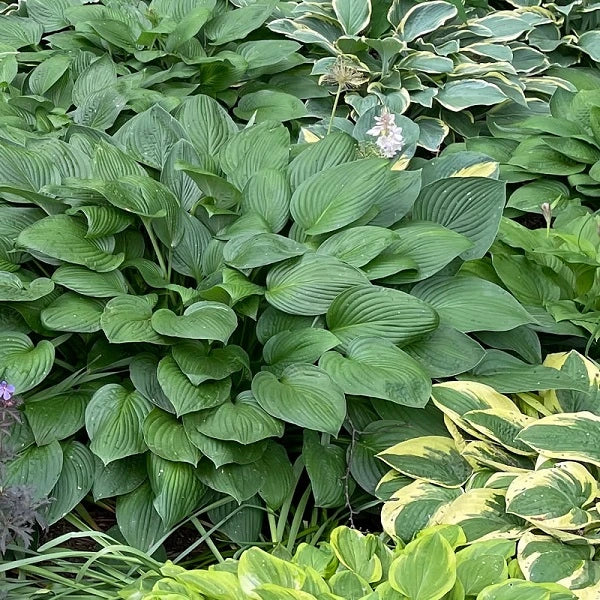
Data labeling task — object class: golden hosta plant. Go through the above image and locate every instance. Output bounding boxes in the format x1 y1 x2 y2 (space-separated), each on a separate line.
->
378 350 600 598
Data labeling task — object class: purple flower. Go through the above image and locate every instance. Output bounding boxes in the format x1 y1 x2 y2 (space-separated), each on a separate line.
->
0 381 15 402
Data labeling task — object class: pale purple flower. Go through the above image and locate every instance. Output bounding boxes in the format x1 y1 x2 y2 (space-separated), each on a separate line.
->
0 381 15 403
367 109 404 158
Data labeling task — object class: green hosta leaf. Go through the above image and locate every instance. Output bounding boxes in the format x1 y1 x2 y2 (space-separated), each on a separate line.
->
290 159 390 235
40 292 104 333
17 215 124 272
256 442 294 510
86 384 152 465
151 301 237 343
204 1 276 45
0 333 54 394
241 168 291 233
172 341 249 386
329 571 370 599
25 392 88 446
101 294 167 344
437 80 508 111
398 1 457 42
92 455 147 501
303 429 347 509
238 547 305 596
161 141 203 213
113 104 190 169
219 121 289 191
224 233 306 269
157 355 231 417
52 265 128 298
457 554 507 595
412 276 534 333
379 436 472 488
0 15 43 48
0 272 54 302
196 460 264 503
175 94 237 155
316 226 395 268
235 90 307 123
143 408 200 465
29 53 71 96
326 285 439 348
319 338 431 407
178 164 242 211
266 254 369 316
330 526 381 583
505 461 597 530
264 328 339 374
517 413 600 467
390 532 456 600
412 177 505 260
477 579 576 600
73 88 126 130
72 54 116 106
117 482 167 552
66 205 133 239
148 454 206 528
130 353 175 414
252 365 346 436
381 480 461 543
287 132 356 191
5 441 62 499
188 391 283 444
332 0 371 35
46 441 95 525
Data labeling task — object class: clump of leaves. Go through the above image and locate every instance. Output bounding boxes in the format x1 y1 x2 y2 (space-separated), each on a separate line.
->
122 524 576 600
378 350 600 597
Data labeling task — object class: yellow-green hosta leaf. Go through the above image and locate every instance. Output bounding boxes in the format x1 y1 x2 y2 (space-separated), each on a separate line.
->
517 532 595 590
462 409 537 455
390 532 456 600
330 526 382 583
505 462 598 531
329 570 371 599
457 554 508 596
477 580 576 600
172 570 245 600
381 480 462 542
432 488 528 542
517 412 600 467
462 440 534 473
319 337 431 407
239 547 305 596
431 381 519 437
378 436 472 488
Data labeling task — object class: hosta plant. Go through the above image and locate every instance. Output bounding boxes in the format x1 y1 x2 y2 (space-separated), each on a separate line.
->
121 524 575 600
378 350 600 597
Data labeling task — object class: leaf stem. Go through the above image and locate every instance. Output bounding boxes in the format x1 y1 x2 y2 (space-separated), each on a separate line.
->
327 83 343 135
142 218 168 278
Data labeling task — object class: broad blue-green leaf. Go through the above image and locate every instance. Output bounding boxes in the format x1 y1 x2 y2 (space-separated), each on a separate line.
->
52 265 128 298
332 0 371 35
437 80 508 111
101 294 167 344
398 1 457 42
143 408 201 465
0 333 54 394
234 90 307 123
41 292 104 333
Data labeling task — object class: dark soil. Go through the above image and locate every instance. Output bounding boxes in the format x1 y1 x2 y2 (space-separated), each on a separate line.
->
515 212 546 230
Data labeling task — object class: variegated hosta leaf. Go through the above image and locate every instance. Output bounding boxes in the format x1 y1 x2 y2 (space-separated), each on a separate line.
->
505 462 598 531
378 435 472 488
431 488 529 542
462 440 535 473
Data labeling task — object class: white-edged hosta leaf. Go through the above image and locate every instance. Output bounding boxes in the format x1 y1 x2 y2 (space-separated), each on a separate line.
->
51 265 128 298
151 301 237 343
17 215 124 272
332 0 371 35
266 254 369 316
4 440 63 499
172 341 249 386
320 338 431 407
326 285 439 348
505 462 597 530
264 327 340 374
25 391 88 446
157 355 231 417
0 333 54 394
316 226 395 267
517 412 600 467
46 441 95 525
148 453 206 528
189 391 283 444
40 292 104 333
378 436 472 488
142 408 200 465
412 276 535 333
101 294 167 344
175 94 237 155
411 177 505 260
0 272 54 302
290 159 390 235
437 80 508 111
252 364 346 436
398 1 457 42
85 384 152 465
224 233 306 269
113 104 189 169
